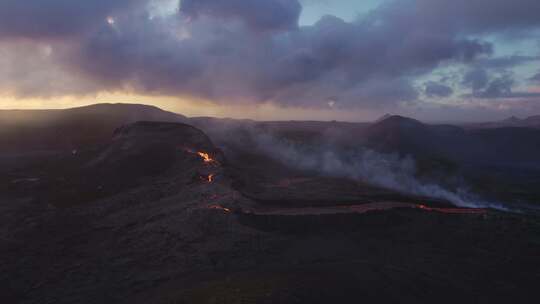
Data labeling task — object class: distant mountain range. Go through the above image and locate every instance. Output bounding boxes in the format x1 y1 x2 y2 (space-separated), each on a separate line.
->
465 115 540 129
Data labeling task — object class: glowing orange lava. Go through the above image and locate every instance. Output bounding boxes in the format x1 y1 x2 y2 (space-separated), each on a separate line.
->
201 174 215 183
208 205 231 213
182 148 219 165
197 152 213 163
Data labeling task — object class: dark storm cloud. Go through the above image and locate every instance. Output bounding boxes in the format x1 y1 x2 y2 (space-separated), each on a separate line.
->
3 0 540 110
0 0 146 39
472 75 514 99
464 74 540 99
180 0 301 31
463 69 490 92
459 54 540 100
71 15 205 94
425 82 453 98
63 4 491 107
477 55 540 69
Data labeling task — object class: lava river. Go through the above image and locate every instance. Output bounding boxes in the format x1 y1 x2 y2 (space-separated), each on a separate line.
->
242 202 487 216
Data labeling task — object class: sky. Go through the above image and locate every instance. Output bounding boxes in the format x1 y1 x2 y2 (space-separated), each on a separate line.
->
1 0 540 122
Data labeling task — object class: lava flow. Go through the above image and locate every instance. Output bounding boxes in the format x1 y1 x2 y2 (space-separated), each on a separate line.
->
197 151 220 166
197 152 213 163
208 205 231 213
241 203 488 217
416 204 487 214
182 148 219 165
201 174 215 183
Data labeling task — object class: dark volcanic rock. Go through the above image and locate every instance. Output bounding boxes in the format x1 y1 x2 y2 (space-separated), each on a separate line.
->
90 121 223 175
1 116 540 304
238 176 453 208
32 121 225 207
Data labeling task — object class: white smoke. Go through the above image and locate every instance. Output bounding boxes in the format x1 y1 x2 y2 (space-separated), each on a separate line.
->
251 131 509 210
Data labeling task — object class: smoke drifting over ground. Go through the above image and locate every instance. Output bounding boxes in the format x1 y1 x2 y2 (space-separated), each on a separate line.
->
245 129 508 210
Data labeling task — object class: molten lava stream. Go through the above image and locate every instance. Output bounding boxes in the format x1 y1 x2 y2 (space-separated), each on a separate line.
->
197 152 213 163
197 151 220 166
182 148 219 165
416 204 487 214
201 174 215 183
208 205 231 213
242 203 488 217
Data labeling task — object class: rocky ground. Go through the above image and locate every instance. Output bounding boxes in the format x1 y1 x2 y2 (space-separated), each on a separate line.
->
1 122 539 304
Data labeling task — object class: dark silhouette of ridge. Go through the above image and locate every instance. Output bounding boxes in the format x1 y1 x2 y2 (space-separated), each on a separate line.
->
0 103 188 151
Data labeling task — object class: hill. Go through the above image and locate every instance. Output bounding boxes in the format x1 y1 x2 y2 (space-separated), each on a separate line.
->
0 103 187 152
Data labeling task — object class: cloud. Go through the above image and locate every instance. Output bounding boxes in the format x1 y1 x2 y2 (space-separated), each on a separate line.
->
530 72 540 83
476 55 540 69
0 0 147 39
180 0 302 32
400 0 540 34
0 40 100 97
472 75 514 98
462 69 490 92
464 74 540 99
1 0 540 115
60 3 492 108
425 82 453 98
458 53 540 100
